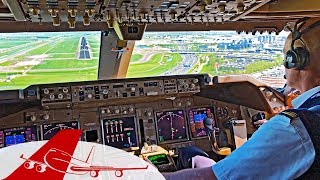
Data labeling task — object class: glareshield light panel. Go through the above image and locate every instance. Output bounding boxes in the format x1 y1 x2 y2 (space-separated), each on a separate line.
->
0 32 100 90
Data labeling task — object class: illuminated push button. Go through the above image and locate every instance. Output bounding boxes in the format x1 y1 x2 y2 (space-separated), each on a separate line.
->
271 98 277 102
58 94 64 99
130 87 136 92
101 109 106 114
43 89 50 95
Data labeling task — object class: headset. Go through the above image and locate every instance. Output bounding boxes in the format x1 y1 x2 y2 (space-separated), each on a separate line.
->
284 17 320 70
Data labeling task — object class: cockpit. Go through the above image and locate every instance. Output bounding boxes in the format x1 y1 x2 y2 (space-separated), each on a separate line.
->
0 0 310 176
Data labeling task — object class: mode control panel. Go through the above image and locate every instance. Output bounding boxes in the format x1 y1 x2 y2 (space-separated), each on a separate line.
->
41 86 71 104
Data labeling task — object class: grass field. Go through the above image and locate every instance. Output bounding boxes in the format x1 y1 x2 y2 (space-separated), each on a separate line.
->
130 54 143 62
127 53 182 77
0 32 100 90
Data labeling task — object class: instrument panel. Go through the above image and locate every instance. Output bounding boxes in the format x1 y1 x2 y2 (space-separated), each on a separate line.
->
0 74 279 157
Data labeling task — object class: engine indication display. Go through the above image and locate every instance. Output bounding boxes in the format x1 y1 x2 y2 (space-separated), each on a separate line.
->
41 121 79 140
188 107 215 138
0 126 38 148
101 116 138 149
156 110 188 143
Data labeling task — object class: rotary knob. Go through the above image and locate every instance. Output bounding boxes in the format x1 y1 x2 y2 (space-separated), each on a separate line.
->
129 107 134 112
176 101 182 106
114 109 120 114
130 87 136 92
186 101 192 106
88 94 93 99
42 114 49 120
183 84 189 89
43 88 50 95
190 83 196 88
58 94 64 99
49 94 55 100
193 79 199 84
103 89 109 95
62 87 68 93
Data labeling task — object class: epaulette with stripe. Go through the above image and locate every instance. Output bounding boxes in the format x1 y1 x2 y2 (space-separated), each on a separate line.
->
280 110 299 120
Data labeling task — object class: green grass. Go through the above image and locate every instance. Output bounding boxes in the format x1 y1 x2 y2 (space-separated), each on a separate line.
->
0 69 98 90
32 58 99 70
48 53 76 59
0 41 32 48
130 54 143 63
46 37 80 54
127 53 182 77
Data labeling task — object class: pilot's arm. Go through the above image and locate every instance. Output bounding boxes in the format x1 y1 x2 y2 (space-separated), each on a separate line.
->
163 114 315 179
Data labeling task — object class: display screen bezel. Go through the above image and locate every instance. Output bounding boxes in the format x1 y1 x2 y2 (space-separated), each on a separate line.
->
187 106 216 139
0 125 39 148
40 120 80 140
155 109 189 144
100 116 139 149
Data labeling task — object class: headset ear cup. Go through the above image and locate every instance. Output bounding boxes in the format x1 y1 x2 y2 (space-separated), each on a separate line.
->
284 50 298 69
294 47 310 70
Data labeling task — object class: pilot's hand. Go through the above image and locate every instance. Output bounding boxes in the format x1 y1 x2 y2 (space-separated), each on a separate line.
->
191 155 216 168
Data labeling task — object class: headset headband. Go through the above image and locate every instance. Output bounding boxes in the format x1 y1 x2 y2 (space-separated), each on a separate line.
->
288 17 320 50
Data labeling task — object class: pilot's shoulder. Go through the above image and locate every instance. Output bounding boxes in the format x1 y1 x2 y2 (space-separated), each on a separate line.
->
266 110 299 127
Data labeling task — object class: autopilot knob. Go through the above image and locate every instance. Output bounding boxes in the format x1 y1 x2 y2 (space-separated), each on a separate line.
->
114 109 120 114
62 87 69 93
183 84 189 89
193 79 199 84
58 93 64 99
103 89 109 95
42 114 50 120
49 94 55 100
43 88 50 95
26 115 36 122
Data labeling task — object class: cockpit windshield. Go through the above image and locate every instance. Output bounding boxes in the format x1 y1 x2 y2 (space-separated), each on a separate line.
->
128 31 289 88
0 31 288 91
0 31 100 90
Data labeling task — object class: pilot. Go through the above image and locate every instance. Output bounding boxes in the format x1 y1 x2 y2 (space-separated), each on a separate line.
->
163 17 320 179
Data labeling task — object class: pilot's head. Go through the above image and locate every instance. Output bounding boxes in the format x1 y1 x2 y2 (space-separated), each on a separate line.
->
283 18 320 93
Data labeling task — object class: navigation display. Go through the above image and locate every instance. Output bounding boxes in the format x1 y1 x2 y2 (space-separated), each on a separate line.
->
188 107 215 138
155 110 188 143
102 117 138 149
41 121 79 140
0 126 38 148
